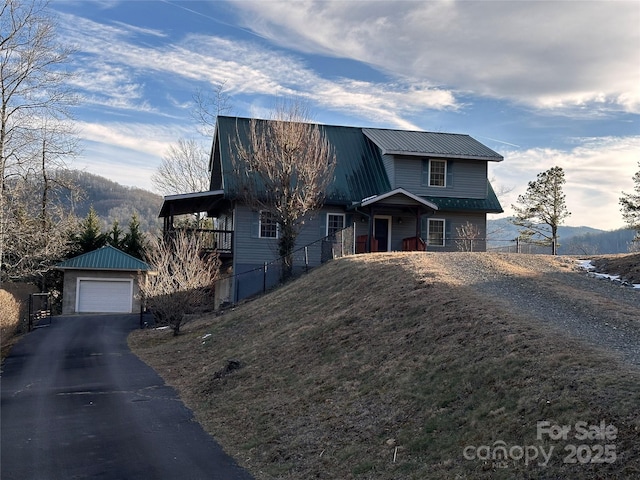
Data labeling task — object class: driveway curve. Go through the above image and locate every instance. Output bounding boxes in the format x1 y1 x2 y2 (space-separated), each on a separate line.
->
1 314 253 480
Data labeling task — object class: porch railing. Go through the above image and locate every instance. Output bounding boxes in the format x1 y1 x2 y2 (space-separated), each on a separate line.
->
166 228 234 255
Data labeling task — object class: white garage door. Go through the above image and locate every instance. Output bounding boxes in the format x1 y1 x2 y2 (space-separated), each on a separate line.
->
77 279 133 313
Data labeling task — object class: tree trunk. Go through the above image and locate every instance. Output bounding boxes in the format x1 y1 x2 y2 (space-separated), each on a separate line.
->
279 222 296 282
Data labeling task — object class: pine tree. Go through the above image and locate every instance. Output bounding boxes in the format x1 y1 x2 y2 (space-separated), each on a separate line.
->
123 213 147 260
106 220 125 250
620 161 640 247
76 207 106 254
511 166 571 255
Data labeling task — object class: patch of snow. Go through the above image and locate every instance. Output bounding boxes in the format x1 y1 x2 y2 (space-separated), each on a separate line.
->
202 333 212 340
576 259 595 271
577 259 640 289
155 326 170 330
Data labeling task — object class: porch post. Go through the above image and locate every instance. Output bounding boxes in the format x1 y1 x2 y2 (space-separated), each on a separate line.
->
367 207 375 253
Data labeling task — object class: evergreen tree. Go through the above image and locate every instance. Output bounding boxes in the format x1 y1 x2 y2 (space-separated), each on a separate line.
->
75 207 106 254
620 161 640 247
511 166 571 255
123 213 147 260
106 220 125 250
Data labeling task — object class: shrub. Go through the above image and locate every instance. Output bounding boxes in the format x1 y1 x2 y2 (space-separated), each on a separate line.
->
140 231 220 336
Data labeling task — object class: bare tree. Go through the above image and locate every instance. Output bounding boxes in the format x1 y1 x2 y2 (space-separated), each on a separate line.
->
3 172 78 284
140 231 219 336
1 0 77 281
455 221 481 252
192 81 232 138
151 138 210 195
511 166 571 255
151 82 232 225
233 101 336 281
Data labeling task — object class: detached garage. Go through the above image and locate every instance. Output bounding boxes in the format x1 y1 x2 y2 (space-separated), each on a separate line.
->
57 246 150 314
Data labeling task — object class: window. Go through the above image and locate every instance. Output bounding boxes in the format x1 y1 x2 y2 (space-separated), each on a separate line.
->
326 213 345 236
422 159 447 187
259 211 278 238
427 219 445 247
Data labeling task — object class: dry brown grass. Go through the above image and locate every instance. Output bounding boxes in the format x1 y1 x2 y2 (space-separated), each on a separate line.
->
1 289 22 359
1 283 39 360
129 253 640 479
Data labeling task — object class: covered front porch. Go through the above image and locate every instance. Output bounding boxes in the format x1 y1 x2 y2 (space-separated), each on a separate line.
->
158 190 234 259
349 188 438 253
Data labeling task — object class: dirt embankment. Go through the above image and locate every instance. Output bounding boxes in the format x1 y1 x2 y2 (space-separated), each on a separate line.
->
590 253 640 284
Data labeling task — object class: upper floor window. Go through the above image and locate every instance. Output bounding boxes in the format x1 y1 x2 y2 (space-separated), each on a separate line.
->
259 211 279 238
422 159 447 187
326 213 345 236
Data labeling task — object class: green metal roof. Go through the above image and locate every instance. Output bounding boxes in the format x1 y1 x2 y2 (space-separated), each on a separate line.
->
423 182 504 213
208 116 504 213
57 245 150 271
362 128 504 161
215 116 391 205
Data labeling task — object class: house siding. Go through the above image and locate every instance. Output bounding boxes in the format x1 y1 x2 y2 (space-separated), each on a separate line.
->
422 212 487 252
381 153 395 187
231 204 351 301
393 157 488 199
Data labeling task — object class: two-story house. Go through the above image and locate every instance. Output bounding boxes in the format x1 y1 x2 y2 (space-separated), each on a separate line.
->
159 116 503 304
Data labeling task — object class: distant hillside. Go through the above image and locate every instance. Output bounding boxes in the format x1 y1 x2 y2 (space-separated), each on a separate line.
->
487 217 635 254
559 228 636 255
61 170 163 233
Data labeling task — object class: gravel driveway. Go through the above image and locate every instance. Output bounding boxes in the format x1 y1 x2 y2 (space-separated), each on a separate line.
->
425 253 640 368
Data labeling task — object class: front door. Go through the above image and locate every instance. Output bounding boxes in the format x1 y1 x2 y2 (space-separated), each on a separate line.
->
373 216 391 252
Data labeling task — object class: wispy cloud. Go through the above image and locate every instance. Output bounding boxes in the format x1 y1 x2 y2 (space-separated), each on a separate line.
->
231 0 640 114
76 120 195 158
57 13 458 129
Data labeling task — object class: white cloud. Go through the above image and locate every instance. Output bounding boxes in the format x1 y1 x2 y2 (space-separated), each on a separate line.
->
492 136 640 230
72 120 202 191
76 121 183 158
57 13 457 129
231 0 640 114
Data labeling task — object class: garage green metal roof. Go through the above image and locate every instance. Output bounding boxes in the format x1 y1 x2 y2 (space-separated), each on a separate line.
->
57 246 150 271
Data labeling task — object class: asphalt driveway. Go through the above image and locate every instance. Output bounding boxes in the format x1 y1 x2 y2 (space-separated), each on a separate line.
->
1 314 254 480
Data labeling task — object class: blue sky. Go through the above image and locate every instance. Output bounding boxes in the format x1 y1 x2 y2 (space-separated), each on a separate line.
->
50 0 640 230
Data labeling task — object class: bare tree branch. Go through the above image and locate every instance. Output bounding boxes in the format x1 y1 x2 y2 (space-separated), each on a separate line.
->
151 138 210 195
139 231 220 335
232 100 336 280
1 0 78 283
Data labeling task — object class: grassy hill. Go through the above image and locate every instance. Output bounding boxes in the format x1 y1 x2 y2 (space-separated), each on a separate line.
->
130 253 640 480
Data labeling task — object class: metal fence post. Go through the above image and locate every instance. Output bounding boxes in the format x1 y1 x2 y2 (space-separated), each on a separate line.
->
263 262 268 293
